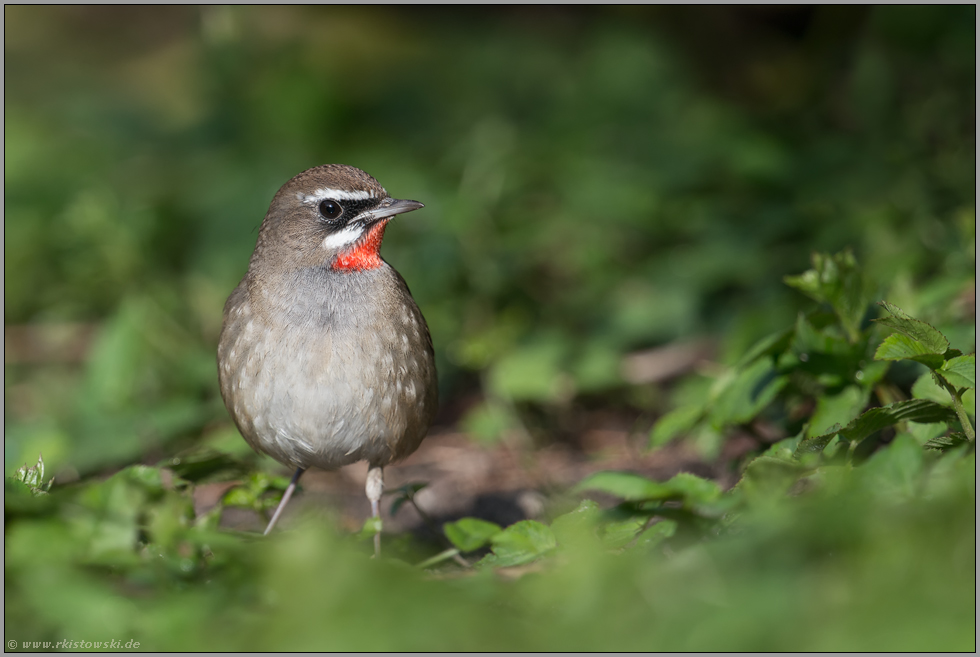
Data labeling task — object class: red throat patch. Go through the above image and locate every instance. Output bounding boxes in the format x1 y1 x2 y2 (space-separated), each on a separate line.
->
332 221 389 271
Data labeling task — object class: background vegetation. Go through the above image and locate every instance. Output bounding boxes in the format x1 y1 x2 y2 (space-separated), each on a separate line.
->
5 6 975 651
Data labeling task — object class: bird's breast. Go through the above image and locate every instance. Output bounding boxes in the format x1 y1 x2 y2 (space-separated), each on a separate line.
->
217 265 437 471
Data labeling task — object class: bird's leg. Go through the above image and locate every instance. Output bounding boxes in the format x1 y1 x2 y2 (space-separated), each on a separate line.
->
365 465 384 557
263 467 305 536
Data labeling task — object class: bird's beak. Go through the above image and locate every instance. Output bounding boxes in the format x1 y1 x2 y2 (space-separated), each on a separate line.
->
360 198 424 223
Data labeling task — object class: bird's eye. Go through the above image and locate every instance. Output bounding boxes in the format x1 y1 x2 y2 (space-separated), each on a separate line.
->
318 200 343 220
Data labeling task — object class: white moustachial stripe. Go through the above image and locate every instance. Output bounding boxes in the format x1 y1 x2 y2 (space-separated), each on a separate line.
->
321 224 366 250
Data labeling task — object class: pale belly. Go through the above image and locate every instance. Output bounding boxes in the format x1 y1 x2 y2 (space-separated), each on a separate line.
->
218 294 437 471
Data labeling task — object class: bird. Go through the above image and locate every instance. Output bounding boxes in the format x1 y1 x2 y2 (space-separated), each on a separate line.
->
216 164 438 555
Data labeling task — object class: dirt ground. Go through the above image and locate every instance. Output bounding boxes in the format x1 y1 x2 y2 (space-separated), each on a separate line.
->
201 413 754 539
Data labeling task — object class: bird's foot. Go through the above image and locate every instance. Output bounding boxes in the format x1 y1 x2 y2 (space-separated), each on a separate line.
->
263 467 305 535
366 465 384 557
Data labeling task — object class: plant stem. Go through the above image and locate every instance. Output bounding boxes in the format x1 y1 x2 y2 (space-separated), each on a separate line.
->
949 392 975 442
407 493 471 568
937 375 975 441
416 548 463 570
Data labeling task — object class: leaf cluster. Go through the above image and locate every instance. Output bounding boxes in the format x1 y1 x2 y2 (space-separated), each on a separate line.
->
653 250 975 462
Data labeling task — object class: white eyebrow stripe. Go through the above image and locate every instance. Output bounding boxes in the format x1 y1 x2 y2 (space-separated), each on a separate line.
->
321 224 365 250
300 187 379 204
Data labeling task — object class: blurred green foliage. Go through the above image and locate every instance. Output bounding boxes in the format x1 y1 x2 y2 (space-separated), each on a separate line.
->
3 6 976 651
6 315 976 649
4 6 975 472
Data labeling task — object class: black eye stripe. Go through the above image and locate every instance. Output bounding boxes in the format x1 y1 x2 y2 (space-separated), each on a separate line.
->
344 198 381 213
315 197 381 222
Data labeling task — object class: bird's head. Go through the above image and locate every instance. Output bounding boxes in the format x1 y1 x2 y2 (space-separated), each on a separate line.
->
254 164 423 272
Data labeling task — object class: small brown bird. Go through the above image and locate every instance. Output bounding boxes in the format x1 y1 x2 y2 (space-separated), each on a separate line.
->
217 164 438 552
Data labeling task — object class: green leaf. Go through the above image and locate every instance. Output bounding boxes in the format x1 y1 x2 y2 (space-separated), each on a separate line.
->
859 434 923 499
737 455 807 498
874 333 945 370
222 487 257 509
636 519 677 548
12 454 53 495
575 471 720 506
479 520 557 568
358 515 383 540
906 421 949 446
75 472 147 561
443 518 502 552
734 326 795 368
795 399 959 457
807 385 869 438
124 465 167 494
874 301 950 355
708 358 787 428
784 250 869 340
221 471 291 512
792 312 856 357
661 472 722 505
575 471 670 501
650 404 703 447
600 517 649 549
939 354 975 390
549 500 601 545
762 433 803 460
164 449 246 483
389 497 409 517
923 432 970 452
913 372 976 418
912 372 953 405
800 423 842 458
